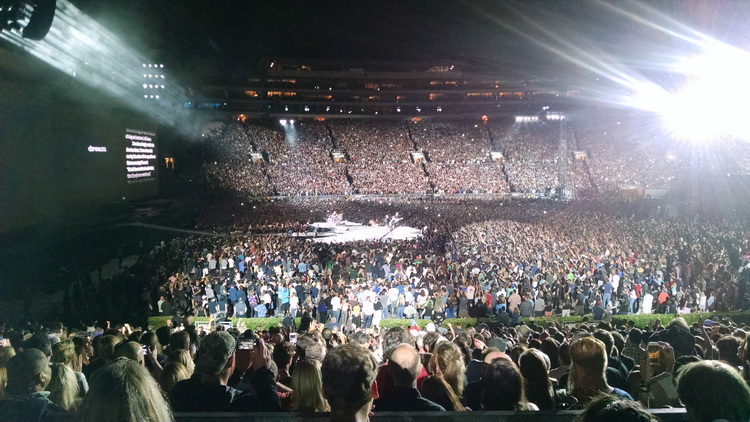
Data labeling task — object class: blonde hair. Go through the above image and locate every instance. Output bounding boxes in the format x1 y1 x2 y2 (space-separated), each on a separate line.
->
428 342 466 396
0 346 17 399
52 340 81 372
292 359 330 413
568 336 608 402
77 359 173 422
166 349 195 376
159 362 191 394
48 363 80 411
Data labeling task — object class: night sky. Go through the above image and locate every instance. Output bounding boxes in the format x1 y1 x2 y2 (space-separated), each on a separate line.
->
68 0 750 81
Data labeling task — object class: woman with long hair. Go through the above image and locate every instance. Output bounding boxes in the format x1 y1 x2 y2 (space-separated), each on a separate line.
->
47 363 81 411
77 359 173 422
519 348 556 410
428 342 466 397
159 362 191 395
420 375 465 411
166 349 195 377
51 340 88 395
0 346 16 399
480 359 538 411
72 336 94 370
291 359 330 414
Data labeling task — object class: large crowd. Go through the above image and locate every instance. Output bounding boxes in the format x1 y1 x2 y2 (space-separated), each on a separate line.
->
196 117 750 199
2 299 750 422
5 115 750 421
54 195 749 332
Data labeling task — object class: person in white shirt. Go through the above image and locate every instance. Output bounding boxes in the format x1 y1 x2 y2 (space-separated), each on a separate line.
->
388 285 400 318
466 284 476 301
331 294 342 323
362 297 375 329
641 291 654 314
289 291 300 318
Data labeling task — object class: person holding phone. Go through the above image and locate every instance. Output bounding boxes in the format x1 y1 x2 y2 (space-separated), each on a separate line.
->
626 341 679 408
169 332 280 412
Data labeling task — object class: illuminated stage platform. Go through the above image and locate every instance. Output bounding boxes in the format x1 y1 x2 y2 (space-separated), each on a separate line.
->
293 221 423 243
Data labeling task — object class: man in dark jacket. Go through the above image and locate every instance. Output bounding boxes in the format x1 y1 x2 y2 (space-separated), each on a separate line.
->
0 349 64 421
169 331 280 412
373 344 445 411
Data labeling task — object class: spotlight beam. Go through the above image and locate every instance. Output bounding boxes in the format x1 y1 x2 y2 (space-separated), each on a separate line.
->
0 0 190 130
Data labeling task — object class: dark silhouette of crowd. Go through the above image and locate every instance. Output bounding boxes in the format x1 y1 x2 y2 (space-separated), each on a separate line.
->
2 312 750 422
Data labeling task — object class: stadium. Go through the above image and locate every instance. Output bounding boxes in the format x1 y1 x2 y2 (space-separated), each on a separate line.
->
1 1 750 422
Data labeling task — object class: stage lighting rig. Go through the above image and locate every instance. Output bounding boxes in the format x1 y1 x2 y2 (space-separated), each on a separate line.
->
0 0 56 40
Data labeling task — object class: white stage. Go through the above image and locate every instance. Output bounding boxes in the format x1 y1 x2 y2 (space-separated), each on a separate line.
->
295 220 423 243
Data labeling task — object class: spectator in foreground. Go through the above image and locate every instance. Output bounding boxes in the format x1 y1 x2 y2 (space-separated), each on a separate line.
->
677 360 750 422
420 375 465 411
77 358 172 422
159 362 191 395
50 340 88 395
627 342 679 408
427 342 466 400
375 327 426 397
567 336 633 405
169 331 280 412
575 393 661 422
0 345 17 399
290 358 329 414
373 343 445 411
0 349 62 421
47 363 80 411
479 358 538 411
519 348 556 410
321 343 379 422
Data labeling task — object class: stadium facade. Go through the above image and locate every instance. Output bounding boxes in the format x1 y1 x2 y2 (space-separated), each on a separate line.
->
188 58 580 119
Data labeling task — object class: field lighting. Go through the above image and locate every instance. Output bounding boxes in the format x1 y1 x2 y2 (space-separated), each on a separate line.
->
0 0 56 40
0 0 188 129
627 45 750 141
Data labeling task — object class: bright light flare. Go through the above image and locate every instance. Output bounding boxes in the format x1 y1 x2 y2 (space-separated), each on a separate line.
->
628 47 750 141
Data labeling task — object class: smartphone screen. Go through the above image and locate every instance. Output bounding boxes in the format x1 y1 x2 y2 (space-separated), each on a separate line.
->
237 340 255 350
647 342 660 364
289 333 298 344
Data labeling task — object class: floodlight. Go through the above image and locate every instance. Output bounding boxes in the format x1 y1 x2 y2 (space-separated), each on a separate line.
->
279 119 287 125
627 46 750 141
289 119 295 124
0 0 56 40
